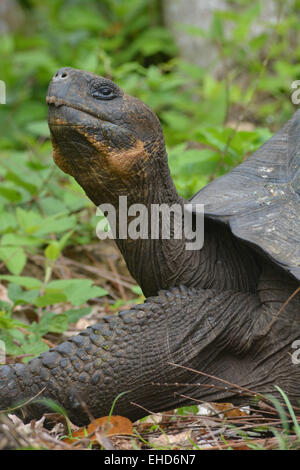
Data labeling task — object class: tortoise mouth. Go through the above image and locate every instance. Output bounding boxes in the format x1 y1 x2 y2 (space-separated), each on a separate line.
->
46 95 113 126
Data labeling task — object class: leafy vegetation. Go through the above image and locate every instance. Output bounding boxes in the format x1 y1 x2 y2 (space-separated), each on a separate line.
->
0 0 299 363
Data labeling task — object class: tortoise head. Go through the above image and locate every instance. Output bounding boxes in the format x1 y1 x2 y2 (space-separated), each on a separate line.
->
47 67 166 204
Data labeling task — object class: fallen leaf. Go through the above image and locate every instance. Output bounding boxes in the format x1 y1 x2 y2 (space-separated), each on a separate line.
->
110 436 140 450
149 430 192 447
210 402 248 418
0 284 10 303
0 414 68 450
63 415 134 446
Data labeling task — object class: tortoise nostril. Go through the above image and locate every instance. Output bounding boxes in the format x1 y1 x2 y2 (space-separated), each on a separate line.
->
53 69 69 81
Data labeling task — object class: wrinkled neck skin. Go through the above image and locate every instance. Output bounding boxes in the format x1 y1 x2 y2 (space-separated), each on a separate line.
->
71 141 261 297
73 145 196 296
114 161 190 297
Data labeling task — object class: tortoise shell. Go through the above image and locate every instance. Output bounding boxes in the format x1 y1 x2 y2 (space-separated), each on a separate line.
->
191 110 300 281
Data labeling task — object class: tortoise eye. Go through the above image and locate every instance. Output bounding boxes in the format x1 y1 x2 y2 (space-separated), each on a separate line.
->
92 86 116 100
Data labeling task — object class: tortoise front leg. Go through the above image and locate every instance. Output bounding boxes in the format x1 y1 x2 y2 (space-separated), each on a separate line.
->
0 286 295 425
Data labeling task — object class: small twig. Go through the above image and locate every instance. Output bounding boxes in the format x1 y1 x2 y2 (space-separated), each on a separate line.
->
167 362 259 397
31 253 135 290
130 401 158 418
263 286 300 334
61 255 135 289
106 256 127 301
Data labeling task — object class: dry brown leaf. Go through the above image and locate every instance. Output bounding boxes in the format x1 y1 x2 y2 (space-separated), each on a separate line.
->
0 284 10 303
110 436 140 450
63 415 134 445
149 430 192 448
210 402 248 418
0 414 67 450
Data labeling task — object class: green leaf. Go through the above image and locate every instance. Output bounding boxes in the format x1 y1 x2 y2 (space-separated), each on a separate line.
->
0 247 26 274
0 275 42 289
64 307 92 323
45 231 73 261
0 187 22 202
0 311 18 329
47 313 69 333
59 5 109 32
0 211 17 233
47 279 108 306
0 300 12 314
1 233 46 247
63 192 89 211
0 330 25 356
19 334 50 362
7 284 40 305
7 283 23 303
16 208 42 234
34 291 67 307
45 242 60 261
39 197 68 215
0 310 28 330
31 312 69 335
34 215 77 236
131 285 143 296
5 171 38 195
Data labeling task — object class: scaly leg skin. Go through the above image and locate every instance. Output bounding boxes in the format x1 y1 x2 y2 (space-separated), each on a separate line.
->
0 286 299 425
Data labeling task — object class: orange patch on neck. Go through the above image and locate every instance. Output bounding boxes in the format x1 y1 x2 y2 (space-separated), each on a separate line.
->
76 127 149 176
51 138 74 176
108 139 147 174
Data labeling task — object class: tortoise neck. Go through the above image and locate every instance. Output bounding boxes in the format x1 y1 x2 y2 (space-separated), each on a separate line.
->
99 150 188 296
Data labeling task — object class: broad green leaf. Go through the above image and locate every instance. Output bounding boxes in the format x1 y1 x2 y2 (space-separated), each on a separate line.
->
34 291 67 307
0 276 42 289
19 334 50 362
7 283 23 303
1 233 46 247
63 192 89 211
34 215 77 236
16 208 42 234
0 311 28 330
0 211 17 233
30 312 69 335
0 330 25 357
0 247 26 275
46 313 69 333
39 197 68 215
7 284 40 305
0 187 22 202
5 171 38 195
47 279 108 306
64 307 92 323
